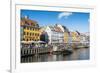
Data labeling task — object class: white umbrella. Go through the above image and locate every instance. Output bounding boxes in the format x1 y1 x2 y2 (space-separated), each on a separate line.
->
37 41 46 43
21 41 30 44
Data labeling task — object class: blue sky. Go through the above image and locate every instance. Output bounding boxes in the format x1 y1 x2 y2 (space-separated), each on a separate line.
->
21 9 90 33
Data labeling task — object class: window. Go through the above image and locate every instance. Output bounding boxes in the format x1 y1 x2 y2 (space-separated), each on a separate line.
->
32 33 34 36
37 34 39 36
27 39 28 41
27 32 28 35
30 33 31 36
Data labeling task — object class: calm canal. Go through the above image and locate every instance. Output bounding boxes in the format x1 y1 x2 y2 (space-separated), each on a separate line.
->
21 48 89 63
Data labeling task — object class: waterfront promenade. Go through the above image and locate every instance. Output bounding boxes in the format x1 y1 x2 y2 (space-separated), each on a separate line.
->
21 42 89 57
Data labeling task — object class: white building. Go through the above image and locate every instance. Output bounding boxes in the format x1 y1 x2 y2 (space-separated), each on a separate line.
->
80 32 89 43
44 24 64 44
57 24 71 43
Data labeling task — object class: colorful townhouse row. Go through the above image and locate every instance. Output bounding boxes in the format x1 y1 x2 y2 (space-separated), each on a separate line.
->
20 16 89 44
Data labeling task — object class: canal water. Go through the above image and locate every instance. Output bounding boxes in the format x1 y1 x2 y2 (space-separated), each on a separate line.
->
21 48 89 63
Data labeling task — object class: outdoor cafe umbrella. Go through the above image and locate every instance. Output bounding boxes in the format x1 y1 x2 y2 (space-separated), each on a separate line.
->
21 41 32 44
37 41 46 43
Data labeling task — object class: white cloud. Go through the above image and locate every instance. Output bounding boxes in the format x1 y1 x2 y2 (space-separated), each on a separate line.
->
58 12 73 19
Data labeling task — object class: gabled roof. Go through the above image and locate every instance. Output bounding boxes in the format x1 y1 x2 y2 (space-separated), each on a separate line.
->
54 26 63 32
21 17 39 27
48 25 63 32
62 25 69 32
49 26 55 31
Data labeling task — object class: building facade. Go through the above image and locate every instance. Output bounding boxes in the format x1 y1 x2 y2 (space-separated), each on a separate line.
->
20 16 40 42
56 24 71 43
43 24 64 44
70 31 80 43
80 32 89 43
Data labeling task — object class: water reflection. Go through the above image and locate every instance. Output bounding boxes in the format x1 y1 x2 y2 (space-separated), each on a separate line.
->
21 48 89 63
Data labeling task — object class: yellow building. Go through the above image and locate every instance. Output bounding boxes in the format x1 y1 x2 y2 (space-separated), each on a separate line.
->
70 32 80 42
62 26 70 43
21 16 40 42
64 32 69 43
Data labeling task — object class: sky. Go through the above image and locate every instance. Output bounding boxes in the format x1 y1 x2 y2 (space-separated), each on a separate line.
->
21 9 90 33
